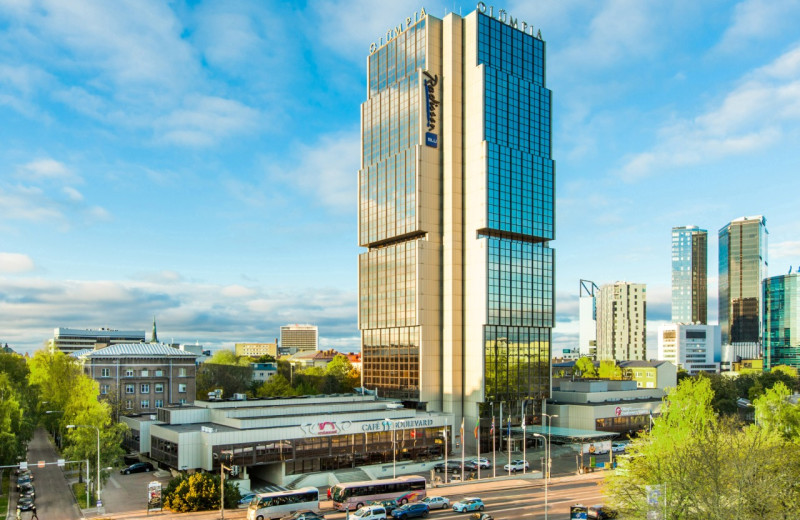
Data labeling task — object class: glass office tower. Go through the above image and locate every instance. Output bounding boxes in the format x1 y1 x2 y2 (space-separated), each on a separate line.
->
719 216 768 346
763 273 800 370
671 226 707 324
359 7 554 444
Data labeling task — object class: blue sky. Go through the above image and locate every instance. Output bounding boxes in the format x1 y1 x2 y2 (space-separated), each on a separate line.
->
1 0 799 356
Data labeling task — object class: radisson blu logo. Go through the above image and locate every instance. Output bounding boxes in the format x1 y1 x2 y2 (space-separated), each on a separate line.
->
423 70 439 149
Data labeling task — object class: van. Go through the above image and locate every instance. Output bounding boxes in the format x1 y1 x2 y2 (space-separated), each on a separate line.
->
353 505 387 520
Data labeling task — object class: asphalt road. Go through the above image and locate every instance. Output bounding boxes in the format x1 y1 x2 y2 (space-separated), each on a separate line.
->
8 428 82 520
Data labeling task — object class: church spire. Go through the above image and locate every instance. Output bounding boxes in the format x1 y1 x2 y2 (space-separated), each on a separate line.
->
151 316 159 343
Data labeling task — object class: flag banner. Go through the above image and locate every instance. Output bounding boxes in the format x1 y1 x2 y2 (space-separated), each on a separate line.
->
474 417 480 439
490 416 495 435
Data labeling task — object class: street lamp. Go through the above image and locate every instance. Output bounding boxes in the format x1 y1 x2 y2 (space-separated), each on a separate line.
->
542 414 558 482
67 424 101 507
220 450 233 520
385 418 396 478
533 433 549 520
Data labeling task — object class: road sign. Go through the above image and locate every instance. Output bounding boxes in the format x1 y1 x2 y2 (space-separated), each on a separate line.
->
38 460 45 468
19 462 28 470
57 459 65 467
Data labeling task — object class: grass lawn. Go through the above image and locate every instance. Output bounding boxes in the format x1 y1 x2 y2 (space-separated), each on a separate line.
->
0 470 9 516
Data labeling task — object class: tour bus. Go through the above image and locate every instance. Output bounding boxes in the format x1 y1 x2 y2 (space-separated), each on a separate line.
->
246 487 319 520
331 475 427 511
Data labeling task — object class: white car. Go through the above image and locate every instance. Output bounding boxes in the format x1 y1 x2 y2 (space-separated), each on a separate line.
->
468 457 491 469
611 442 627 453
503 459 530 472
422 496 450 510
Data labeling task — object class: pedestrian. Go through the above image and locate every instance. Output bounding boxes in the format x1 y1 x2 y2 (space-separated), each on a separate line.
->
31 505 39 520
15 506 21 520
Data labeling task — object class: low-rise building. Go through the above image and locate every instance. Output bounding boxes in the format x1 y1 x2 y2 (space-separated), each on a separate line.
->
657 323 720 374
235 342 278 358
121 394 453 488
48 327 146 354
618 360 677 389
76 343 198 414
251 362 278 384
288 349 339 369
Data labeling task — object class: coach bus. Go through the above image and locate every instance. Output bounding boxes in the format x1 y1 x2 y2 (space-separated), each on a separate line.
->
331 475 427 511
246 487 319 520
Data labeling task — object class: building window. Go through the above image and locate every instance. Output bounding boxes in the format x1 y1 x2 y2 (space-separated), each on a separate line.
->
140 384 150 393
125 400 133 410
179 398 186 405
100 384 109 395
100 368 110 378
155 369 163 377
125 384 135 394
125 369 134 377
178 384 187 393
141 369 149 377
155 399 164 408
178 368 187 377
155 383 164 393
141 400 150 409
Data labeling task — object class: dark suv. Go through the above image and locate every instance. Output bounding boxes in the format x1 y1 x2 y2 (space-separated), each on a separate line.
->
434 461 477 473
120 462 155 474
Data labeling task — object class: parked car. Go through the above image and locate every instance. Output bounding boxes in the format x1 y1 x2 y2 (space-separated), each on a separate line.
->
452 497 484 513
369 499 400 514
19 483 35 499
503 459 530 472
611 442 627 453
352 505 387 520
468 457 491 469
280 510 326 520
470 514 493 520
120 462 155 474
238 492 258 508
16 475 33 491
391 503 429 519
434 461 478 473
18 496 35 511
421 496 450 510
588 504 618 519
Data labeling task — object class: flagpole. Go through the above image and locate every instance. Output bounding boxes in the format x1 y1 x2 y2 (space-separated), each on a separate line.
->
460 418 465 482
522 401 527 475
476 417 481 481
492 414 496 479
507 415 511 477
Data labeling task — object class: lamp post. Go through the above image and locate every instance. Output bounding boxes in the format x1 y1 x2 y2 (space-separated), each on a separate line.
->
533 433 548 520
490 402 496 479
67 424 100 507
385 418 396 478
521 401 527 475
442 419 448 485
220 450 233 520
542 414 558 481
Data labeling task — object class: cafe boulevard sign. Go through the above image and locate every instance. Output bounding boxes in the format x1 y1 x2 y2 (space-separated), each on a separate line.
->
361 418 435 432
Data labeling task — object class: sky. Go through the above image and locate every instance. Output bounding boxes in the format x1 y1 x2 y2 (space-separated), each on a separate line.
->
1 0 800 357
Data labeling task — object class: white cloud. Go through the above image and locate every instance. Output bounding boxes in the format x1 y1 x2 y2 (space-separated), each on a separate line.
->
221 284 257 298
716 0 800 53
0 252 35 273
619 44 800 181
18 158 75 182
156 95 260 146
771 240 800 261
62 186 83 202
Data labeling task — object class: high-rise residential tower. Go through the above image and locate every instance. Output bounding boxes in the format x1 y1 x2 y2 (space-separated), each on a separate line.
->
579 280 598 358
358 6 554 443
719 216 768 346
763 272 800 370
671 226 707 324
596 282 646 361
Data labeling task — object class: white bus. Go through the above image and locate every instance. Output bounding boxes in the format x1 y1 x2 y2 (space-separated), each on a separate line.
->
331 475 427 511
246 487 319 520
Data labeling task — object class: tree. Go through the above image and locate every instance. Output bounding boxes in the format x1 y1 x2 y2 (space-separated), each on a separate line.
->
574 356 597 378
163 473 240 512
597 360 622 380
325 355 360 392
196 363 253 400
753 381 800 440
256 374 295 397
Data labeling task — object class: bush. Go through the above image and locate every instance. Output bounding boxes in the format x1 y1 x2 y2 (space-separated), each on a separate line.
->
163 473 240 512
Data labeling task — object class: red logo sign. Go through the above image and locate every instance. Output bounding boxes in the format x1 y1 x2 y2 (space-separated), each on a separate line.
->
615 406 622 417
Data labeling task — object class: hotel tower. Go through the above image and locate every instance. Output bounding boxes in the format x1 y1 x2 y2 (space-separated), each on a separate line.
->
358 5 554 447
671 225 708 324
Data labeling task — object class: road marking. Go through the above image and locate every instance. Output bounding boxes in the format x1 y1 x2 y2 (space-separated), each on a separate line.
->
107 475 122 489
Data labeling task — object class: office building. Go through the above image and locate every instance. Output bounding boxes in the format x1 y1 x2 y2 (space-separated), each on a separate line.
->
719 216 768 346
671 226 707 324
657 323 720 375
763 272 800 370
279 325 318 356
596 282 646 361
235 342 278 358
76 343 198 414
579 280 598 358
47 327 146 354
358 6 554 442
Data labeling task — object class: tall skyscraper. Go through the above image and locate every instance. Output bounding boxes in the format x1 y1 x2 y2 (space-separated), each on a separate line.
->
719 216 768 346
763 272 800 370
596 282 646 361
358 7 554 439
579 280 598 358
671 225 707 324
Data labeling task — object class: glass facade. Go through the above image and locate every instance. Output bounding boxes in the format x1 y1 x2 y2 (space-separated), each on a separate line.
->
478 12 554 407
718 217 768 345
764 274 800 370
359 17 428 401
671 226 707 324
